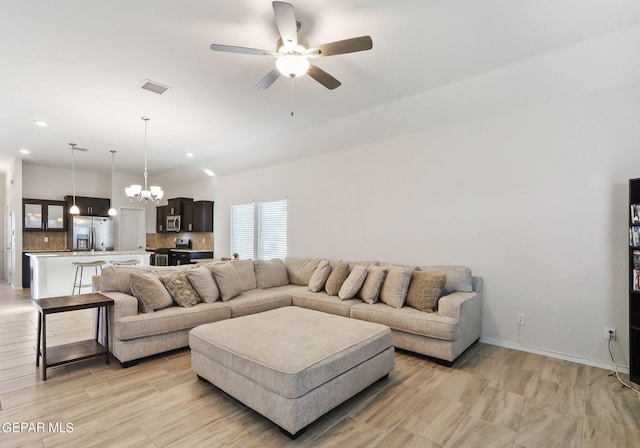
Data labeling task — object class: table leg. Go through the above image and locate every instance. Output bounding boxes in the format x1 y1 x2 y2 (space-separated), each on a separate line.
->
42 313 47 381
35 310 41 367
104 306 110 365
95 307 101 341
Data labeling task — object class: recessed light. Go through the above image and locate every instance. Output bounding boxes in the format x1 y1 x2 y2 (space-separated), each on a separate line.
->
186 152 194 158
204 169 215 177
19 148 30 155
33 120 48 127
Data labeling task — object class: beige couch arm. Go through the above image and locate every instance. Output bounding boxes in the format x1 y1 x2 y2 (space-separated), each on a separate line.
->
100 291 139 320
438 291 480 320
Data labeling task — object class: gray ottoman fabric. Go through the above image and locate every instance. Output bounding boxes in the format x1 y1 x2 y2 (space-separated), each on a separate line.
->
190 306 394 435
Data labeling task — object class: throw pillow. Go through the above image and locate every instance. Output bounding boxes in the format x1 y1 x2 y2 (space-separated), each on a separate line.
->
405 272 447 312
379 267 413 308
159 270 201 308
338 265 368 300
129 271 174 313
308 259 332 292
358 266 387 304
284 258 320 286
100 266 153 295
209 263 242 301
324 261 350 296
419 265 473 295
186 266 220 303
253 259 289 289
233 260 257 292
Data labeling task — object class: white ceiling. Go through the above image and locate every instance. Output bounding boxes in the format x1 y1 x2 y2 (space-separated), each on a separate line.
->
2 0 640 177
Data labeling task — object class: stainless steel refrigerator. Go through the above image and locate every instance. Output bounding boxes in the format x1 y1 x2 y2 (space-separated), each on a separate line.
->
68 216 115 251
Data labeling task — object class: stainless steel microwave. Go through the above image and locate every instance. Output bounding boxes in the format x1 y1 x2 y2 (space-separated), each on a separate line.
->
166 215 181 232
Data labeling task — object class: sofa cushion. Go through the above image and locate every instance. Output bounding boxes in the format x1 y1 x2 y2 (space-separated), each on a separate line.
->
350 303 458 341
379 267 413 308
338 265 368 300
210 263 242 301
159 270 201 308
359 266 387 304
224 288 293 318
308 259 332 292
233 260 257 292
285 258 320 286
186 266 220 303
292 290 361 317
324 261 349 296
405 272 446 312
254 259 289 289
115 302 231 340
419 265 472 295
100 265 154 295
130 271 174 313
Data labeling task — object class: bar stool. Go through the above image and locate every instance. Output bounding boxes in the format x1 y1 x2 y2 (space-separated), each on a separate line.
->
72 260 106 295
111 260 140 266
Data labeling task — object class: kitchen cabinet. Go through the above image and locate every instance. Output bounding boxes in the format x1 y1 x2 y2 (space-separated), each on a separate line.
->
156 205 168 233
23 199 67 231
189 200 214 232
181 202 193 232
167 197 193 216
64 196 111 217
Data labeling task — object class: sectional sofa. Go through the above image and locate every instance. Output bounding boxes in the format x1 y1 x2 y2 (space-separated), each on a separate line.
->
94 258 482 367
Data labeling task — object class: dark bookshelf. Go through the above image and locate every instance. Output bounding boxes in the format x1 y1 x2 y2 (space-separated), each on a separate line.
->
629 178 640 384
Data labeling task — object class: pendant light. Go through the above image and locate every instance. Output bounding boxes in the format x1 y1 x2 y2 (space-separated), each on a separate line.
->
108 150 117 216
69 143 80 215
125 117 164 203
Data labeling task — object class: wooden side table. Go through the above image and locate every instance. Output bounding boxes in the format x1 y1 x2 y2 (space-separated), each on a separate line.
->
33 293 114 381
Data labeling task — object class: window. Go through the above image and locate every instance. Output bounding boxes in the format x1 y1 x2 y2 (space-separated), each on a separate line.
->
230 199 287 260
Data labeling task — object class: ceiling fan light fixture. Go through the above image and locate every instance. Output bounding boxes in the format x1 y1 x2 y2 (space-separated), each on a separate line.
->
276 54 309 77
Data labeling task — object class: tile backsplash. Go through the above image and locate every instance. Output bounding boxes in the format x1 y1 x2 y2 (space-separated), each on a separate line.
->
146 232 214 251
23 231 67 251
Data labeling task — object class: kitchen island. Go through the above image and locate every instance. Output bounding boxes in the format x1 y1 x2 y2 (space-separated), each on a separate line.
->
26 251 151 299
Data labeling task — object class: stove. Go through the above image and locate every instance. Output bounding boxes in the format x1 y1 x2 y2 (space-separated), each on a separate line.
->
175 239 192 250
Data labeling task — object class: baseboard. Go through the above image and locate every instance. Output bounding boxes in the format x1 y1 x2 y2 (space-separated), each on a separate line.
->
479 337 630 374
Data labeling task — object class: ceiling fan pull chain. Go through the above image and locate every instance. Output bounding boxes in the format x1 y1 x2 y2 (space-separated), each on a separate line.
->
290 77 295 117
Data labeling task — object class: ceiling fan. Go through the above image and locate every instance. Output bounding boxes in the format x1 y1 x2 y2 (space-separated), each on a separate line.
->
210 1 373 90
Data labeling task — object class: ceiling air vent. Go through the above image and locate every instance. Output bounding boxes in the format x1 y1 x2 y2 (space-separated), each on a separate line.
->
140 79 171 95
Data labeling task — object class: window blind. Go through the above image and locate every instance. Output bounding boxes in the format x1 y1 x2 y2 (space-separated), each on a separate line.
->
258 199 288 260
230 203 255 260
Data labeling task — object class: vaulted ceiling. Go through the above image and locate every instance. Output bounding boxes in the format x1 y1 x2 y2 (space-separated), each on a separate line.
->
2 0 640 177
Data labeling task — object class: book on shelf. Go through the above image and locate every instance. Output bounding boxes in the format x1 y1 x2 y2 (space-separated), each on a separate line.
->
634 269 640 292
631 227 640 247
633 204 640 224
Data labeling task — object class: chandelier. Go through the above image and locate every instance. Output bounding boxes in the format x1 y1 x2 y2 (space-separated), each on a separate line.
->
125 117 164 204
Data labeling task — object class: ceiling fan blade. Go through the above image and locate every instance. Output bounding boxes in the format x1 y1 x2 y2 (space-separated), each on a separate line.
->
307 65 341 90
210 43 276 56
273 1 297 48
304 36 373 57
256 69 281 89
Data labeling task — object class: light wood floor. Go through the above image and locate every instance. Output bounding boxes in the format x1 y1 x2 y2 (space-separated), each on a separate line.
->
1 283 640 447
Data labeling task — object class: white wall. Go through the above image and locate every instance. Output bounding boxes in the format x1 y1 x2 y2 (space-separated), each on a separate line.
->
156 79 640 370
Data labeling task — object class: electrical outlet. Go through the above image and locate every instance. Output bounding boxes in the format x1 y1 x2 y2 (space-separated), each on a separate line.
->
517 313 525 326
43 237 48 243
605 327 617 341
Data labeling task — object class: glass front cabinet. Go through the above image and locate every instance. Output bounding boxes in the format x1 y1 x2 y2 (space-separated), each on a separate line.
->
23 199 66 231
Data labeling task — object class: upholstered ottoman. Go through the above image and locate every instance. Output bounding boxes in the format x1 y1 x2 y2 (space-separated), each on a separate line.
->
189 306 394 437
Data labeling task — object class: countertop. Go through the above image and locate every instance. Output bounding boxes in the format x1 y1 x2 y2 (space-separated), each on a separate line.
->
171 249 214 253
26 250 151 258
